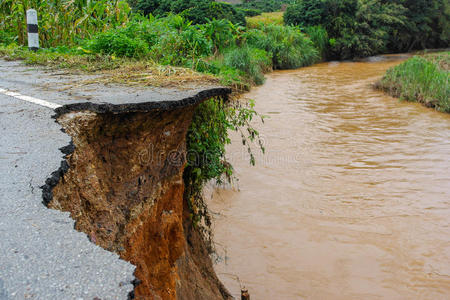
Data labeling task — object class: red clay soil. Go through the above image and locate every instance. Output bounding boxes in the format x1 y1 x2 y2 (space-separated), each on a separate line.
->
48 106 231 300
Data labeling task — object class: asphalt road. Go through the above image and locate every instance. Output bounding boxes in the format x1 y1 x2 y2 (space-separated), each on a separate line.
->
0 92 136 299
0 95 134 299
0 59 230 299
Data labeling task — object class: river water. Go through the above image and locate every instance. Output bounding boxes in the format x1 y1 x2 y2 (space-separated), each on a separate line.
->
208 54 450 299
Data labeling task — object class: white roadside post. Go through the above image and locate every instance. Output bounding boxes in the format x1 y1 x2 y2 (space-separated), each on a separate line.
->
26 9 39 51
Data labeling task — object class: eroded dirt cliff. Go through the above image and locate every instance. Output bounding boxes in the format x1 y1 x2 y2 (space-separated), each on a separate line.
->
45 100 231 299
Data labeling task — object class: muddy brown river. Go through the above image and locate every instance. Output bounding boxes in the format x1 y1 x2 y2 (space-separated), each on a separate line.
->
209 55 450 299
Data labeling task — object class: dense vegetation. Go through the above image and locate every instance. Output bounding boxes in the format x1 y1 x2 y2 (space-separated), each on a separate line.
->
236 0 294 14
376 52 450 113
285 0 450 59
132 0 246 25
0 0 130 47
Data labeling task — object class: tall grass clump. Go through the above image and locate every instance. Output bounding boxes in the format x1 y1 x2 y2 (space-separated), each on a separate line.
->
377 53 450 113
244 24 319 69
223 46 272 85
304 26 329 60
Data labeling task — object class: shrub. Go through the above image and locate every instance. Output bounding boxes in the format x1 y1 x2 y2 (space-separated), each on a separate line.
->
224 46 272 85
134 0 246 25
182 1 246 25
151 27 212 65
244 24 319 69
87 31 149 58
237 0 294 13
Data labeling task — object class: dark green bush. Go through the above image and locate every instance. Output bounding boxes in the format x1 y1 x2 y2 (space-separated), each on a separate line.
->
237 0 294 13
181 1 246 25
237 8 262 17
284 0 324 27
284 0 449 59
134 0 246 25
244 24 319 69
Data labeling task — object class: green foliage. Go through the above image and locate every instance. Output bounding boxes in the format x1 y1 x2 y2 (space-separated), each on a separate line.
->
284 0 324 26
81 15 318 85
238 8 262 17
202 19 238 53
284 0 449 59
304 25 329 59
386 0 450 51
0 0 130 47
181 1 246 25
244 23 319 69
184 97 265 233
377 53 450 112
0 43 123 71
0 30 16 45
87 31 149 58
134 0 246 25
224 46 272 85
237 0 294 13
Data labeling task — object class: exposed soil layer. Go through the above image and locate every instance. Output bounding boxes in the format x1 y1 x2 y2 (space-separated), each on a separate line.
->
46 102 231 299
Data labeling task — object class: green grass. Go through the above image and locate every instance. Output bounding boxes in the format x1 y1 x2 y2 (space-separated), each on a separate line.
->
244 24 319 69
223 46 272 85
1 14 321 91
246 12 284 28
376 52 450 113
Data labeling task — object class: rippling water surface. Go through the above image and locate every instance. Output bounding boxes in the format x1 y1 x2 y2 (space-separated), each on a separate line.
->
209 55 450 299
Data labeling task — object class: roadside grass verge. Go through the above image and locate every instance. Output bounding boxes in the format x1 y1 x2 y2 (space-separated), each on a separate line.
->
376 52 450 113
0 44 218 88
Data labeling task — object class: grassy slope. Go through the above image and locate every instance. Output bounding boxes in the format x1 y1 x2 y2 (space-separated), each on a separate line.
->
376 52 450 113
246 12 284 28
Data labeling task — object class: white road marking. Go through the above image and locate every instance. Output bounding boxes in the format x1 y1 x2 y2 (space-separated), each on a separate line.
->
0 88 62 109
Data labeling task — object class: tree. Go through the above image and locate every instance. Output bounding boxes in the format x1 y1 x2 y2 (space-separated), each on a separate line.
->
133 0 246 25
284 0 325 27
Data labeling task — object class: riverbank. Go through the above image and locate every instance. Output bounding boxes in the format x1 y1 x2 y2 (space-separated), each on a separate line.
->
375 52 450 113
